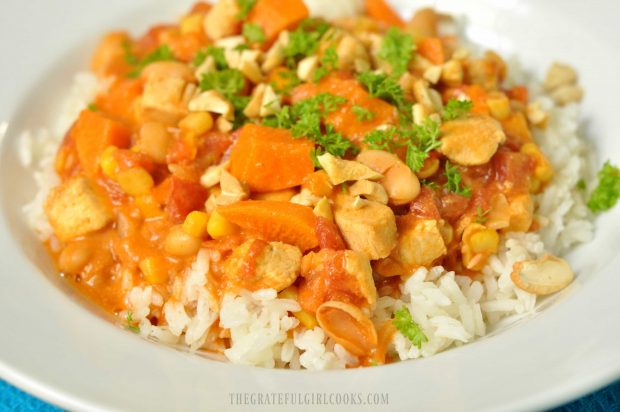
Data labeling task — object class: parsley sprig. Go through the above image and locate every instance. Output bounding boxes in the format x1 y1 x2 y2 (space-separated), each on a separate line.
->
587 161 620 213
125 311 140 333
264 93 358 159
392 306 427 350
444 161 472 197
475 206 490 224
283 19 331 68
443 99 473 121
193 46 228 69
357 71 412 123
352 105 375 121
313 46 338 83
377 27 414 77
242 23 266 44
125 45 176 78
236 0 257 20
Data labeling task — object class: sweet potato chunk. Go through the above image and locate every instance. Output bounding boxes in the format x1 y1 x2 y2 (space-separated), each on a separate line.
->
248 0 309 44
229 124 315 193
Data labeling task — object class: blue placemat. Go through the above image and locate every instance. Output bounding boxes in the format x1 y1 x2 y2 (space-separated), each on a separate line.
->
1 378 619 411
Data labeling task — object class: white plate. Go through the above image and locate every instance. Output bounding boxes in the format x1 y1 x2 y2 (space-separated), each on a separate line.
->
1 0 619 411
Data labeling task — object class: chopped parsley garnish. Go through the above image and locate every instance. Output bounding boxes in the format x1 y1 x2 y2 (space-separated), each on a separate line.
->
263 93 358 158
125 311 140 334
283 19 330 68
377 27 414 77
357 71 412 123
421 179 440 190
270 69 301 94
200 68 245 98
313 46 338 83
475 206 490 224
122 40 139 66
127 45 176 78
587 161 620 213
242 23 266 44
236 0 257 20
443 98 473 121
352 105 375 122
87 103 98 112
364 128 399 152
392 306 427 350
576 179 586 191
444 161 472 197
193 46 228 69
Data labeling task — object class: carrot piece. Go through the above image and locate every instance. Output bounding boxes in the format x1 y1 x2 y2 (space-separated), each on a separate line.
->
507 85 529 103
248 0 309 44
291 73 398 142
95 78 142 126
417 37 445 65
229 124 315 193
217 200 318 251
365 0 404 28
91 32 131 77
71 110 131 177
302 170 333 197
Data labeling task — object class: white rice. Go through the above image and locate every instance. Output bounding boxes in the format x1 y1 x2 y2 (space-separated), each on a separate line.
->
19 21 596 371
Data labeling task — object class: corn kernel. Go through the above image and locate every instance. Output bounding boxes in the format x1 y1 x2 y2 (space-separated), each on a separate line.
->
207 210 239 239
486 92 511 121
521 143 554 184
417 157 440 179
469 229 499 254
183 211 210 238
139 256 168 284
179 112 213 136
135 194 163 219
117 167 154 196
180 13 204 35
278 286 298 300
100 146 119 178
294 310 318 330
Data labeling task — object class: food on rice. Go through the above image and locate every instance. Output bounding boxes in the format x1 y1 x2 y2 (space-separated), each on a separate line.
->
21 0 620 369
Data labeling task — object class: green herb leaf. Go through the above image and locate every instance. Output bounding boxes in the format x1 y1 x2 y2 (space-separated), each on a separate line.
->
405 143 428 172
270 69 301 95
125 311 140 334
200 68 245 96
127 45 176 78
283 19 330 68
242 23 266 44
87 103 98 112
576 179 586 191
392 306 427 350
313 46 338 83
445 161 472 197
363 128 401 152
421 179 439 189
122 40 139 65
443 98 473 121
193 46 228 70
236 0 257 20
587 161 620 213
377 27 414 77
352 105 375 122
475 206 490 224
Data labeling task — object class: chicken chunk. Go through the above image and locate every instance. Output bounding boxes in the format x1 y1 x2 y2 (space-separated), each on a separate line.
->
298 249 377 313
45 176 113 241
392 216 446 269
224 239 301 292
141 76 188 124
440 115 506 166
333 194 397 260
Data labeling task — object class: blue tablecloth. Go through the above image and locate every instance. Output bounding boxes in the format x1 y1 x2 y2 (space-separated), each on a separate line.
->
1 378 619 411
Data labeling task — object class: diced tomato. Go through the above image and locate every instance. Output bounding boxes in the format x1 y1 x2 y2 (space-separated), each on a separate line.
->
165 176 208 223
316 217 347 250
409 187 441 219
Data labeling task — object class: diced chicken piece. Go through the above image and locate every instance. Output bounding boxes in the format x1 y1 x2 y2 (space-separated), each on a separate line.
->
45 176 113 241
317 152 383 185
544 62 578 91
141 76 188 124
440 115 506 166
203 0 240 40
333 194 397 260
466 52 505 91
224 240 302 292
441 59 464 87
391 216 446 269
299 248 376 313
